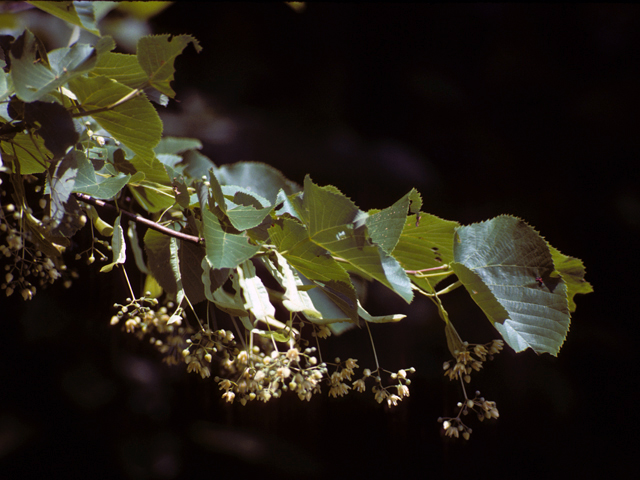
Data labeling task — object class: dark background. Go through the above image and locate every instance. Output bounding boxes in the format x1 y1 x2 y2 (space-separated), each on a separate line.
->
2 3 638 479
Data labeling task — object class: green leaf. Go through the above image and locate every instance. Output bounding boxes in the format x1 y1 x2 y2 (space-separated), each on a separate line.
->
451 215 570 355
144 228 183 297
136 34 202 98
357 301 406 324
169 237 184 306
28 1 102 36
155 136 203 155
268 218 358 322
181 150 215 181
201 208 260 270
0 68 10 102
392 212 459 293
94 36 116 56
260 251 322 319
254 328 291 343
10 29 97 102
49 152 78 228
294 270 354 325
128 183 175 213
201 259 245 316
73 150 130 199
223 187 273 232
549 246 593 312
90 52 149 89
127 153 174 213
302 176 413 303
275 189 304 221
215 161 300 204
366 188 421 254
126 223 150 275
100 215 126 273
1 131 50 174
178 240 207 304
68 75 162 163
237 260 276 325
204 169 226 214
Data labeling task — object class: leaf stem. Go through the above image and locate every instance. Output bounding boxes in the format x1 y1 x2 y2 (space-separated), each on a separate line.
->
365 322 380 372
120 265 136 301
435 280 462 295
70 88 143 118
411 279 461 297
183 294 203 332
74 193 204 245
405 265 449 274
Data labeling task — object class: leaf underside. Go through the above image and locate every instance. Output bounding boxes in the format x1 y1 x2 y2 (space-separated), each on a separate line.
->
451 215 572 355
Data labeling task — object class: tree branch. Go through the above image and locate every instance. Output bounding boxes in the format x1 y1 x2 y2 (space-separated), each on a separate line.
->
74 193 204 246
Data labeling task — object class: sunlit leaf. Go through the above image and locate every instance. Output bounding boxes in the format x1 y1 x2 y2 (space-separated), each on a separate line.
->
69 75 162 162
100 215 126 273
1 131 50 174
549 246 593 312
358 301 406 324
168 236 184 306
201 258 245 316
115 1 172 20
268 218 357 322
260 251 322 319
201 208 260 270
0 66 9 101
155 136 203 155
72 149 130 199
302 176 413 303
237 260 276 325
366 188 421 254
28 1 102 36
91 52 148 89
451 215 571 355
392 212 459 293
10 29 97 102
215 161 300 204
222 187 273 232
274 189 304 221
49 152 78 228
136 34 202 98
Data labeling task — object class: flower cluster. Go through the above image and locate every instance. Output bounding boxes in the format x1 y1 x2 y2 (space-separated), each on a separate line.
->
443 339 504 383
108 287 415 407
439 391 500 439
110 297 193 366
439 339 504 440
183 327 238 380
1 200 73 300
209 340 330 405
352 366 415 407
